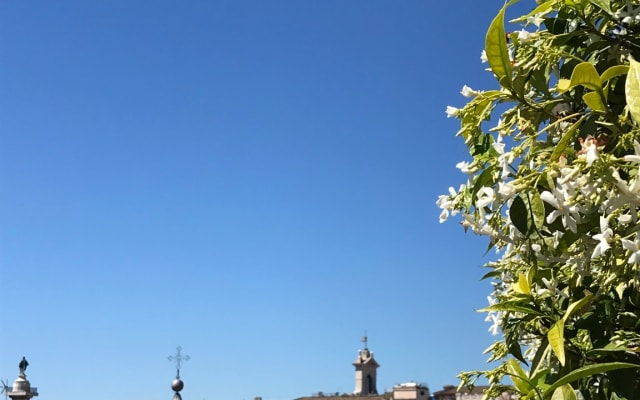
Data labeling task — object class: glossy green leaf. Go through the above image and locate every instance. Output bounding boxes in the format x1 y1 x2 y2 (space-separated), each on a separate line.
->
564 294 593 320
507 359 532 393
550 116 585 162
551 384 577 400
518 0 554 22
512 273 531 295
544 363 639 397
600 65 628 84
626 56 640 125
589 0 612 14
480 301 542 315
530 338 550 378
510 195 529 235
557 62 602 92
530 191 545 232
583 91 606 112
547 319 565 366
485 5 512 88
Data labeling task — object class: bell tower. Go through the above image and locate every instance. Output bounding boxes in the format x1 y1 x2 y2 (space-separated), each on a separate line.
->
352 336 379 396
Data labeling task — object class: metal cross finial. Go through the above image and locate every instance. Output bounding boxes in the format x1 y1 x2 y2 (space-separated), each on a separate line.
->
168 346 190 378
361 334 368 349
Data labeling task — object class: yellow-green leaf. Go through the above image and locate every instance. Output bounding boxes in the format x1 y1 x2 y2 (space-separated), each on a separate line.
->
557 62 602 93
557 79 570 92
486 5 512 88
548 319 566 366
583 91 606 112
513 273 531 295
589 0 612 14
626 56 640 124
600 65 628 84
564 294 593 320
530 191 545 232
551 384 577 400
507 359 532 393
550 116 585 162
544 362 639 397
616 282 626 299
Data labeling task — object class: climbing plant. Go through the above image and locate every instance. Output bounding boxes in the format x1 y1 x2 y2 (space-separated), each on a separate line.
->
438 0 640 398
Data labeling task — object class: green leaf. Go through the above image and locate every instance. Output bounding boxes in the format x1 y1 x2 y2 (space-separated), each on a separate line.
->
512 0 554 23
471 134 494 156
550 116 585 162
507 359 532 393
530 338 550 378
510 195 529 235
564 294 593 320
551 384 577 400
485 5 512 88
588 0 612 14
583 91 606 112
615 282 626 299
480 301 542 315
512 273 531 295
509 193 543 237
544 362 639 398
530 191 545 232
600 65 628 84
547 319 565 366
626 56 640 125
557 62 602 92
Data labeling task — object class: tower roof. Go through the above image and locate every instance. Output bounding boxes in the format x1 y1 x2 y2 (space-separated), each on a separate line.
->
352 348 379 367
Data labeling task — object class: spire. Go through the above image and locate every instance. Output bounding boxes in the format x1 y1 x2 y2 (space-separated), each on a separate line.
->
168 346 189 400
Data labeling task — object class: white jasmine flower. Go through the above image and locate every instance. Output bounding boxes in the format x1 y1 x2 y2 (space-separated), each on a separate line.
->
579 137 599 166
437 186 463 223
622 234 640 264
526 13 545 27
480 50 488 63
619 213 634 225
592 216 613 259
486 313 502 336
492 136 513 179
446 106 460 118
484 296 502 336
461 214 485 234
540 277 569 299
456 160 475 174
476 186 497 213
460 85 480 98
541 188 579 233
517 29 534 43
497 181 517 199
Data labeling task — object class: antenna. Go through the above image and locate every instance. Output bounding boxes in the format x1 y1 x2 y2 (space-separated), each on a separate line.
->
1 379 9 400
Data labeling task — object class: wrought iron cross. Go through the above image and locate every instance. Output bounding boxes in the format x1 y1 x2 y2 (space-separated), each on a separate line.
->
168 346 190 378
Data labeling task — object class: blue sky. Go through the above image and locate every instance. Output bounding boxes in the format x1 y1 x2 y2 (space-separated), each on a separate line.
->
1 1 532 400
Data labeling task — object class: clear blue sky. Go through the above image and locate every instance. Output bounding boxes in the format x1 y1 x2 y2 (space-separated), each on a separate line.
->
1 2 532 400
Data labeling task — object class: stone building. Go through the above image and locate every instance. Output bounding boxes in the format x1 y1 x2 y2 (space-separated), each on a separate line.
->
432 384 515 400
295 338 430 400
294 338 513 400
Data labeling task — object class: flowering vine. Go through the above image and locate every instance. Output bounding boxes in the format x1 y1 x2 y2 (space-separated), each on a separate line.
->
439 0 640 398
